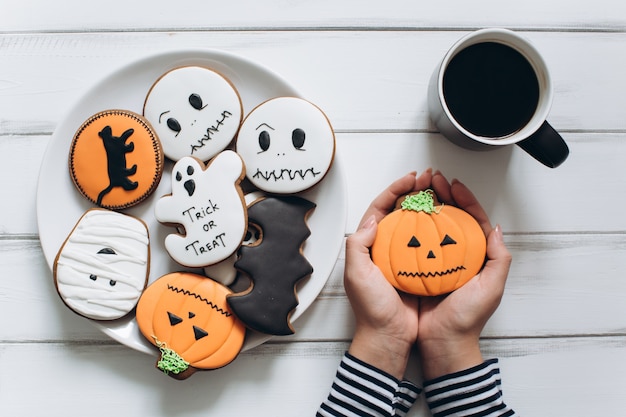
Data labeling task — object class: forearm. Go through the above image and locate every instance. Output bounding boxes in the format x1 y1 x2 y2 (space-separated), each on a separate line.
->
423 359 516 417
418 336 484 380
317 352 421 417
348 327 413 380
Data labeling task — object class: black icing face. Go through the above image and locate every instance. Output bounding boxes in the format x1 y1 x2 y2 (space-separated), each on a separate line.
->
235 97 335 194
256 124 307 154
159 93 207 138
174 163 196 197
88 247 118 286
167 311 209 341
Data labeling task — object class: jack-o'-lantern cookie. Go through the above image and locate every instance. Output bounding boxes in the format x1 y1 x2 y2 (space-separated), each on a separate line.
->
371 190 487 296
69 109 164 210
235 97 335 194
227 195 316 335
155 150 247 268
136 272 246 380
53 208 150 321
143 66 243 162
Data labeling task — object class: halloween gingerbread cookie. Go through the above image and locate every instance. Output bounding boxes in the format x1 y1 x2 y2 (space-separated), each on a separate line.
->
235 97 335 194
143 66 243 162
53 208 150 320
227 195 316 335
155 150 247 268
371 190 487 296
136 272 246 380
69 109 164 210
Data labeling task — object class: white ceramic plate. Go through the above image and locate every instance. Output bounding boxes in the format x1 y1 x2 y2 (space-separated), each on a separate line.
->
36 49 347 355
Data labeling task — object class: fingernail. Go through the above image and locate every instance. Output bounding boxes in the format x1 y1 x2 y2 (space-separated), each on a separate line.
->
362 215 376 230
494 224 503 241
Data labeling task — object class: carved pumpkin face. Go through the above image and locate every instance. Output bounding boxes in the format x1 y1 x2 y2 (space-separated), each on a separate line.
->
136 272 246 379
371 191 486 296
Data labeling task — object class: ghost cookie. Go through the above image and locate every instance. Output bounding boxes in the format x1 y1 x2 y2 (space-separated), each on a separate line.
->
53 208 150 321
136 272 246 380
69 109 164 210
155 150 247 268
227 195 316 335
235 97 335 194
143 66 243 162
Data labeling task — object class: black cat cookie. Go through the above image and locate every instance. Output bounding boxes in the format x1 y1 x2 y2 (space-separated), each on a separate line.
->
69 109 164 210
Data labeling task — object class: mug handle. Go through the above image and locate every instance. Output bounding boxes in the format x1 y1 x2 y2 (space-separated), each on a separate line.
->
516 121 569 168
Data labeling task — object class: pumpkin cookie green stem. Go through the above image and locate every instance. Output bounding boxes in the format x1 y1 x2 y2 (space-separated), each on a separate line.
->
401 190 442 214
152 336 189 375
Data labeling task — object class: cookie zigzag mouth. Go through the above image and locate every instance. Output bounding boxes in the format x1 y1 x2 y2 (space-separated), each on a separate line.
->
253 167 321 182
397 265 466 278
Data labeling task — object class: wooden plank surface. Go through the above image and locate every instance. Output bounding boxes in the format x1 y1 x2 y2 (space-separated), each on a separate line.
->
1 1 625 415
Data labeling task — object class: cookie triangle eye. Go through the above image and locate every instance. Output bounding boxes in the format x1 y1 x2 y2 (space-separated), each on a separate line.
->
168 312 183 326
440 234 457 246
408 236 421 247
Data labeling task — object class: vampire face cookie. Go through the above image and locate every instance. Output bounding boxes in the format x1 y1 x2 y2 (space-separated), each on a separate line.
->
136 272 246 380
69 109 164 210
235 97 336 194
143 66 243 162
53 208 150 321
155 150 247 268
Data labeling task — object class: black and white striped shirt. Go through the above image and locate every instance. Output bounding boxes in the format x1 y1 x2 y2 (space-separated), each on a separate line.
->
318 353 515 416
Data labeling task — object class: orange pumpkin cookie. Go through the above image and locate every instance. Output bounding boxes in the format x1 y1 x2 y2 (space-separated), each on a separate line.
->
136 272 246 380
69 109 164 210
371 190 486 296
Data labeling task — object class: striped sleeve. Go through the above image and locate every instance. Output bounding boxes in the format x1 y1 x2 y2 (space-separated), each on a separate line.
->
423 358 516 417
317 352 421 417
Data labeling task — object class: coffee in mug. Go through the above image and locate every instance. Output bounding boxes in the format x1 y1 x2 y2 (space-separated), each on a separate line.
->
428 28 569 168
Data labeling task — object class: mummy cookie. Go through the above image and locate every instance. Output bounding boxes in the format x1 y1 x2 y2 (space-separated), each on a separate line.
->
143 66 243 162
53 209 150 321
69 109 164 210
136 272 246 380
227 196 316 335
155 150 247 268
235 97 335 194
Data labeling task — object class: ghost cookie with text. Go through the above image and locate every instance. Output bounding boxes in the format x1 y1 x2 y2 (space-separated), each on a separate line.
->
235 97 335 194
371 190 486 296
155 150 247 268
143 66 243 162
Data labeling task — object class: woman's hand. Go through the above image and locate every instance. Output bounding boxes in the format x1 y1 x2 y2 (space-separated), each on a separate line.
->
417 172 512 380
345 170 433 379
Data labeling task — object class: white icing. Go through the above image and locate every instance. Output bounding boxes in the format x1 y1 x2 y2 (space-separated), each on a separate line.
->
54 209 149 321
236 97 335 194
155 151 247 268
143 66 243 162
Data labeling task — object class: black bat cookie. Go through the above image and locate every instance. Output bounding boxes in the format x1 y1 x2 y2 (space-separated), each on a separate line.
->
227 196 316 335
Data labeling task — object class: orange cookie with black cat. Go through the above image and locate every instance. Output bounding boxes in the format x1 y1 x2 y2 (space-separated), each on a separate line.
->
69 109 164 210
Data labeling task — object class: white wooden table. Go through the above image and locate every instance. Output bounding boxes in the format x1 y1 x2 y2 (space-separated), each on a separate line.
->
2 1 626 415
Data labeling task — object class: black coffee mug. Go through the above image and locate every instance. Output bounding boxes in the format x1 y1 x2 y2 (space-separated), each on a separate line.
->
428 28 569 168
